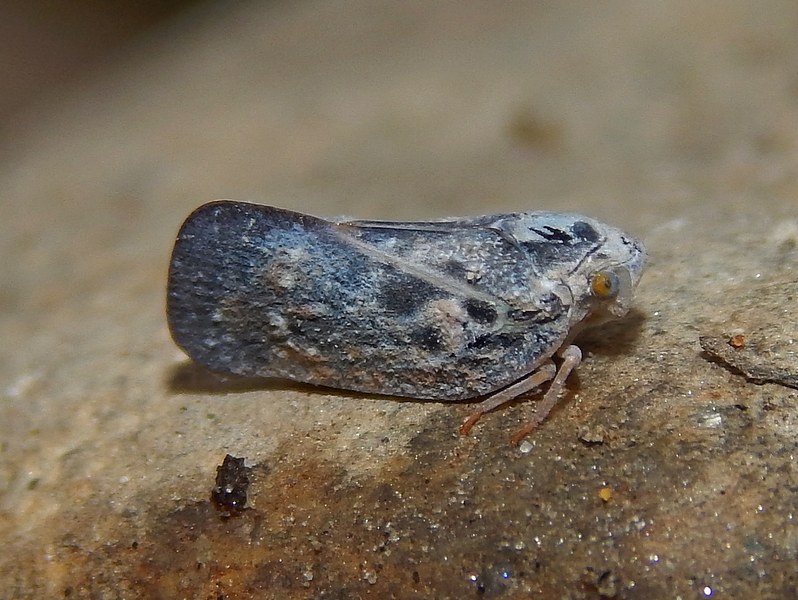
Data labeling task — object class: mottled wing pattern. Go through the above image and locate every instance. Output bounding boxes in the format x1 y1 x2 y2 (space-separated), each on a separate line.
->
167 202 577 400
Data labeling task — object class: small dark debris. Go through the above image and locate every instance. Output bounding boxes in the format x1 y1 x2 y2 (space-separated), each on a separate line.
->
581 566 620 598
699 335 798 390
211 454 250 518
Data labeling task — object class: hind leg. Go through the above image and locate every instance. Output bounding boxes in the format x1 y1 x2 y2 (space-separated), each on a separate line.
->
459 345 582 444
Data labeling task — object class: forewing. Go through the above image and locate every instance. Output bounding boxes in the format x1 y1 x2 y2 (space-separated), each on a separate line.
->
167 203 569 400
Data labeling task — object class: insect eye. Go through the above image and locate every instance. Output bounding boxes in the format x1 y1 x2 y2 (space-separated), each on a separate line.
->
590 270 620 298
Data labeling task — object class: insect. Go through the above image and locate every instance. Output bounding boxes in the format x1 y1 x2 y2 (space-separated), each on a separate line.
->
167 201 646 444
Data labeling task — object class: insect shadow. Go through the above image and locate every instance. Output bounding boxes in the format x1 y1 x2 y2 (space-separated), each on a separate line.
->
573 308 646 356
166 361 420 404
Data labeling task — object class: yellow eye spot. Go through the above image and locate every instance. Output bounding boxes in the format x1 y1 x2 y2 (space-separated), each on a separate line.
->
590 271 618 298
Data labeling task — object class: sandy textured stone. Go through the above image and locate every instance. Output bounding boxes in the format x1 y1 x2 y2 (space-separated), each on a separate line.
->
1 1 797 597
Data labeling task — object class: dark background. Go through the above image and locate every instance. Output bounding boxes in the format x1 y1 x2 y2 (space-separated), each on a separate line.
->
0 0 200 125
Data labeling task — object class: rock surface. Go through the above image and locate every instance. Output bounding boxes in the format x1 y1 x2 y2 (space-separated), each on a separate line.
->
1 1 797 597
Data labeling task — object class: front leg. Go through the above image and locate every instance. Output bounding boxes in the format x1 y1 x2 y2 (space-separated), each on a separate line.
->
509 344 582 444
459 345 583 444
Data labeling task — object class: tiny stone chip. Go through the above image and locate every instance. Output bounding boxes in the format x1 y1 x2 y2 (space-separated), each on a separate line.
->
728 334 747 349
167 201 646 443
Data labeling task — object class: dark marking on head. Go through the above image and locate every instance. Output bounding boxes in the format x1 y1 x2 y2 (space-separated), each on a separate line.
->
464 299 498 324
531 226 573 244
571 220 600 243
620 234 642 254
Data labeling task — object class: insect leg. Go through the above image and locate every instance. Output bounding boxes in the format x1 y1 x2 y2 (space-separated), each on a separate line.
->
459 361 557 435
510 345 582 445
